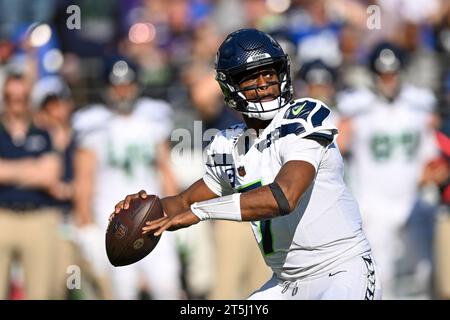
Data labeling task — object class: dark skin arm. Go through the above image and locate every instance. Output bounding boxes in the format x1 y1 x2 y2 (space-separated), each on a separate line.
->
112 178 218 218
139 160 315 236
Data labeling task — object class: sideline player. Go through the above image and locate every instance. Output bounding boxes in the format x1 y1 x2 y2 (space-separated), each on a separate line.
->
336 42 438 298
76 58 182 299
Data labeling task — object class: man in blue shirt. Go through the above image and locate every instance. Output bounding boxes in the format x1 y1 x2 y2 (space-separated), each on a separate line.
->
0 72 61 299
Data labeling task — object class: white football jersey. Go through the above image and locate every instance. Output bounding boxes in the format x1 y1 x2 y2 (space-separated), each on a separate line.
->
203 98 372 281
337 85 438 227
78 98 173 228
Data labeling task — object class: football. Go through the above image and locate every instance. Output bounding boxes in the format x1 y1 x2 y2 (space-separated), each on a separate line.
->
105 195 164 267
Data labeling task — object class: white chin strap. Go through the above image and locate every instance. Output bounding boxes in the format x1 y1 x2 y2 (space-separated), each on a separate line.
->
242 98 285 120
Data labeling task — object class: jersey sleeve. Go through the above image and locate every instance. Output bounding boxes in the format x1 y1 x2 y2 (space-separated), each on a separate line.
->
336 88 374 117
134 98 174 141
78 128 104 152
276 98 337 170
202 134 235 197
418 120 440 165
401 85 437 113
279 135 327 171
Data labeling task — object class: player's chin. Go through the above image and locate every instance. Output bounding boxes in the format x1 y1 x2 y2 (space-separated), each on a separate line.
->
249 95 276 103
261 95 277 102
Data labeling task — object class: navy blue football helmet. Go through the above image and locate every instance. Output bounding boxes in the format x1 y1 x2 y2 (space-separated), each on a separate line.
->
215 28 293 120
369 42 404 75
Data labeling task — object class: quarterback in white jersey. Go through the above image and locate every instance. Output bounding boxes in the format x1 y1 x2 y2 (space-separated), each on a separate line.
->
112 29 381 300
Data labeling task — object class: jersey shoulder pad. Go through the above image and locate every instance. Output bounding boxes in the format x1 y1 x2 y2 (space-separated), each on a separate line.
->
281 98 334 128
276 98 337 144
133 97 174 129
399 85 436 113
134 98 173 118
72 104 112 136
283 98 318 120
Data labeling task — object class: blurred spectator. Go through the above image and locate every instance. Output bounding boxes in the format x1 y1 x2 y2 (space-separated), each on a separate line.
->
53 0 120 58
32 76 81 299
377 0 441 28
336 41 440 299
338 22 373 90
0 72 61 299
184 62 242 147
73 57 182 299
427 71 450 299
52 0 125 108
286 0 344 70
0 0 55 38
395 21 440 92
295 59 338 107
434 203 450 299
0 32 14 94
213 0 246 34
118 30 174 100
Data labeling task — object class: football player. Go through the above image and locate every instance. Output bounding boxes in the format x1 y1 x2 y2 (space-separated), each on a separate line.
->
336 42 439 299
75 57 182 299
113 29 381 300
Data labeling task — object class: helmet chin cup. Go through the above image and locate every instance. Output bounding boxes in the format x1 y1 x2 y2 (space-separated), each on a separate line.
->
241 98 286 120
243 109 279 120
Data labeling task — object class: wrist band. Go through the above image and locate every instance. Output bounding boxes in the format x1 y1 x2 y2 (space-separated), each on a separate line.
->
191 193 242 221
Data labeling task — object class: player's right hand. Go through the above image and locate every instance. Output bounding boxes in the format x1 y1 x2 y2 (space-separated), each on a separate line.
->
109 190 148 221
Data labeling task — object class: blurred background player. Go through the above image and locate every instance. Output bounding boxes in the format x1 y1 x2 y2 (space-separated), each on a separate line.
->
336 41 440 299
73 57 182 299
0 71 61 299
295 59 340 125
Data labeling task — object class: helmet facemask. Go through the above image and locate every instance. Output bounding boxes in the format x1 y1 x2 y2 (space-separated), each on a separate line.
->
217 57 293 121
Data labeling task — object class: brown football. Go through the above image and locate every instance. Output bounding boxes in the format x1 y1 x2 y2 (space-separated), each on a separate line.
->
105 195 164 267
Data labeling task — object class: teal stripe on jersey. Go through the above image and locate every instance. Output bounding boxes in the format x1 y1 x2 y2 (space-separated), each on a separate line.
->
237 179 262 193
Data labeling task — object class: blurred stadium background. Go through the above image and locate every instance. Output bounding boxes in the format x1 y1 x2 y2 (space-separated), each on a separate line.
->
0 0 450 300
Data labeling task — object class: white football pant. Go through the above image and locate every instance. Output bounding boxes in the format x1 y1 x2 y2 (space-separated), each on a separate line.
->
248 255 382 300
